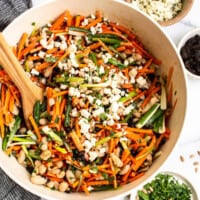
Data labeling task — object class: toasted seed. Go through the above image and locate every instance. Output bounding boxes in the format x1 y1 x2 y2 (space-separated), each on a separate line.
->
189 154 195 159
179 155 184 162
193 161 199 166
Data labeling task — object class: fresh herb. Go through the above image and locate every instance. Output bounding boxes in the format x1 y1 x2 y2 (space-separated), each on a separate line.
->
137 173 192 200
45 56 57 63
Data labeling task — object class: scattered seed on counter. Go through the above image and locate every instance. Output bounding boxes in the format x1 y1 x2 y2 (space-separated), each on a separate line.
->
189 154 195 159
180 35 200 76
179 149 200 174
193 161 199 166
179 155 184 162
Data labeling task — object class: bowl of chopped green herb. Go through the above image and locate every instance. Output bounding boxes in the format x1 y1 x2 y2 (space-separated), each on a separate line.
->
132 172 198 200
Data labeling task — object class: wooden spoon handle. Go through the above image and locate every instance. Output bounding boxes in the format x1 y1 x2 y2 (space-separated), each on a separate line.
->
0 33 36 94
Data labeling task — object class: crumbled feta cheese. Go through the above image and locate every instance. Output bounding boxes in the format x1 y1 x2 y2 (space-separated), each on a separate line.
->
60 41 67 50
88 151 98 161
38 50 46 58
83 140 93 152
79 118 90 136
99 65 105 74
102 53 112 63
130 0 182 22
48 98 55 106
80 109 91 119
136 76 149 89
31 68 40 76
92 107 104 117
71 108 78 117
90 26 96 35
129 68 138 83
68 87 80 97
123 104 134 115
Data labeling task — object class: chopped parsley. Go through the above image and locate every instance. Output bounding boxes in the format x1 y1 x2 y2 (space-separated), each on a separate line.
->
137 173 192 200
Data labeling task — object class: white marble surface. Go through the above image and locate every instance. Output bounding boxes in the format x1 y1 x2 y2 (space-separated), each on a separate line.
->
31 0 200 199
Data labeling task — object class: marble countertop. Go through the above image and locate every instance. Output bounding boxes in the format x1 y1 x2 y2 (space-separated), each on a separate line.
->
31 0 200 199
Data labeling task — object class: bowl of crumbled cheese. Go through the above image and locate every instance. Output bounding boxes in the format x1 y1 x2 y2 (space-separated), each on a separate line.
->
125 0 194 26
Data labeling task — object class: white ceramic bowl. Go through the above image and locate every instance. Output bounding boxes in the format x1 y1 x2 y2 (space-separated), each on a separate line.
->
0 0 187 199
130 171 198 200
178 27 200 79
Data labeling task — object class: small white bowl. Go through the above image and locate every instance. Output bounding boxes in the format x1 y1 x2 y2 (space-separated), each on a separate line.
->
130 171 198 200
178 27 200 79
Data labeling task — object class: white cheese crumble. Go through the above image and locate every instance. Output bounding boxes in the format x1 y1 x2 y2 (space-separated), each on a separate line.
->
130 0 182 22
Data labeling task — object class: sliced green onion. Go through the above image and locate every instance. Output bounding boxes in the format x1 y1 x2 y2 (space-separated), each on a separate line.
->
136 103 160 128
119 91 137 103
42 126 63 145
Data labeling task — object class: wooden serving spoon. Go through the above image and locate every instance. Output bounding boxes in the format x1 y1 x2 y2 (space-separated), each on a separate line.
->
0 33 43 125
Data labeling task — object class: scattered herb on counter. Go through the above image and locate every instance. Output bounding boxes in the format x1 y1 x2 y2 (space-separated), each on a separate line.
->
136 173 192 200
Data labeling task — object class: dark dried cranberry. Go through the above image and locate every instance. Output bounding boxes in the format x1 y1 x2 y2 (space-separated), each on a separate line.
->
180 34 200 76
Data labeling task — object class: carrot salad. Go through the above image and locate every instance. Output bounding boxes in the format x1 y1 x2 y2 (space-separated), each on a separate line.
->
0 10 175 193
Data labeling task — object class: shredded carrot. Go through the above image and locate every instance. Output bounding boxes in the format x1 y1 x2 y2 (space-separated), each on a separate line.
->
52 90 68 98
75 15 84 27
66 10 73 27
17 32 28 59
19 40 37 59
82 182 90 195
70 130 83 152
35 62 51 71
125 127 153 135
0 111 5 138
50 11 67 30
75 118 81 138
50 50 69 70
87 180 110 186
29 115 42 142
128 172 145 183
85 17 102 29
167 66 174 89
133 136 156 171
98 39 113 55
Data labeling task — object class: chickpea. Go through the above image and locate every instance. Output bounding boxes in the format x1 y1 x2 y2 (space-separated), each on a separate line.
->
110 153 123 168
57 171 65 179
40 143 48 151
39 118 48 126
30 174 47 185
58 182 69 192
35 160 42 167
55 160 63 168
75 169 82 179
66 170 76 184
50 168 60 176
38 164 47 175
17 150 26 164
119 164 131 175
46 181 56 189
40 150 51 160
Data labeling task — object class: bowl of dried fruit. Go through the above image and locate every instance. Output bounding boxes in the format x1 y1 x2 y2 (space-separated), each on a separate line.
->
178 27 200 79
0 0 187 199
124 0 194 26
